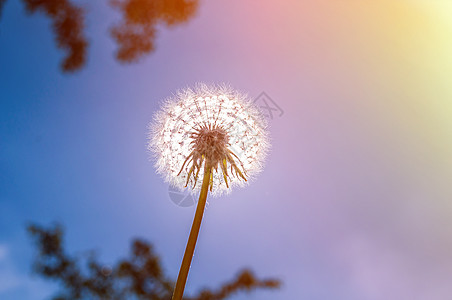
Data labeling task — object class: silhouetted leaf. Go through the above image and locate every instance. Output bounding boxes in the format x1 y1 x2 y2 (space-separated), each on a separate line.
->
1 0 198 71
110 0 198 63
22 0 88 72
28 223 281 300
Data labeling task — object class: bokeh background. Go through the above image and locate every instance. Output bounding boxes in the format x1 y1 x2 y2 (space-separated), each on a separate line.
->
1 0 452 299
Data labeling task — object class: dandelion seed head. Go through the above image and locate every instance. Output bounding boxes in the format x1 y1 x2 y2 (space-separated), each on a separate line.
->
148 83 269 196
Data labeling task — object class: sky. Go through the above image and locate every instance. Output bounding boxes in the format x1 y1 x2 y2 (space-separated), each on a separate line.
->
1 0 452 299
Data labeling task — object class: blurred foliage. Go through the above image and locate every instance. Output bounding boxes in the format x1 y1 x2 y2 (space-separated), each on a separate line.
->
110 0 198 63
22 0 87 72
28 223 281 300
1 0 198 72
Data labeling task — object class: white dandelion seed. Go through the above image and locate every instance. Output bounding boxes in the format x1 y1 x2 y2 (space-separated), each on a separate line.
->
148 83 270 300
149 83 269 196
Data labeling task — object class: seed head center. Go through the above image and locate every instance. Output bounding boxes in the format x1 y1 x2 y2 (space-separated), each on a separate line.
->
192 126 229 165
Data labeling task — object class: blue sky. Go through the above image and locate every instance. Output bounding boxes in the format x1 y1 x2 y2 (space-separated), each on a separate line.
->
0 1 289 299
2 1 452 300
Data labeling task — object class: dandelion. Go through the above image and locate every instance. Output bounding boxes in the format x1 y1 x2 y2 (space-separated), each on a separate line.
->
148 83 269 300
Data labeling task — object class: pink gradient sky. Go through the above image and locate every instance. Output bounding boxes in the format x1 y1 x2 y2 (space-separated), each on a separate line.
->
1 1 452 299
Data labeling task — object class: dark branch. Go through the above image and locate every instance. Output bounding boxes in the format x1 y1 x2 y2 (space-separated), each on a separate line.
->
2 0 198 71
27 223 281 300
109 0 198 63
22 0 88 72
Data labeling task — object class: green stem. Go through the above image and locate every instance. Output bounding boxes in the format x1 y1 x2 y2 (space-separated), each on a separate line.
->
172 162 211 300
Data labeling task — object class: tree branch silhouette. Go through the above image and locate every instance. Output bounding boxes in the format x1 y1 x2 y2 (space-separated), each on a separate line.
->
0 0 198 72
22 0 88 72
109 0 198 63
28 223 280 300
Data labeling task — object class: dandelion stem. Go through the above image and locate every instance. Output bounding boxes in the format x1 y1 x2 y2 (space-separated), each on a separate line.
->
172 162 211 300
